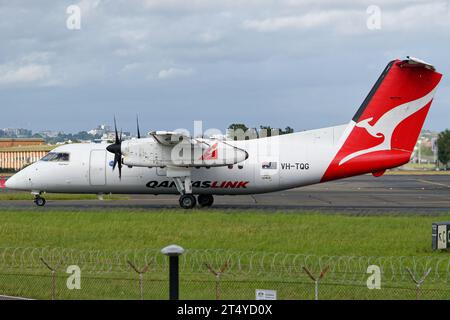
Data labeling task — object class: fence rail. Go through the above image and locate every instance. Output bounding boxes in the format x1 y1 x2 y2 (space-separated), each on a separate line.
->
0 247 449 300
1 247 449 281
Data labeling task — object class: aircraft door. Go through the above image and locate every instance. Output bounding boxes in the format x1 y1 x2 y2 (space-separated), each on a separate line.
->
89 150 106 186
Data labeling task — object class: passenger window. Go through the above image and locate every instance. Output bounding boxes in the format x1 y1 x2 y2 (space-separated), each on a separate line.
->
41 152 70 162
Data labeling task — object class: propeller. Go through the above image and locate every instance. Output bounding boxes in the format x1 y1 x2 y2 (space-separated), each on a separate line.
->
106 117 123 179
136 115 141 139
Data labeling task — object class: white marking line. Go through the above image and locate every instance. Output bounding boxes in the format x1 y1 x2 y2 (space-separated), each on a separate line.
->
95 198 176 202
416 179 450 188
0 294 33 300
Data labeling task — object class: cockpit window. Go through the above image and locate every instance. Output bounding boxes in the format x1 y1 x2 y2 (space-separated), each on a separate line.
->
41 152 70 162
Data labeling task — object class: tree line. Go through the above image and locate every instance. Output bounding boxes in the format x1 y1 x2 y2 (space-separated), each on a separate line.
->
228 123 294 139
438 130 450 170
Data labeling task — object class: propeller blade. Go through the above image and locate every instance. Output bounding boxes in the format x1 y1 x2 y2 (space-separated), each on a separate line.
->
118 159 122 179
114 116 119 144
112 154 119 171
107 117 123 180
136 115 141 139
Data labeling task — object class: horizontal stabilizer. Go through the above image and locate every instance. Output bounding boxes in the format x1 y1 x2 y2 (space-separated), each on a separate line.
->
399 56 436 71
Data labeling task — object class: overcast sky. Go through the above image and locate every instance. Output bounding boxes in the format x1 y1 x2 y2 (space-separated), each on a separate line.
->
0 0 449 134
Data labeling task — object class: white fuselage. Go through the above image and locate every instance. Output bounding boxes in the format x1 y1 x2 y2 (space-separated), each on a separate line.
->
6 124 349 195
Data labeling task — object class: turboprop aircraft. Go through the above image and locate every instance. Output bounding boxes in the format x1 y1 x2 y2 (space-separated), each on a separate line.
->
5 57 443 209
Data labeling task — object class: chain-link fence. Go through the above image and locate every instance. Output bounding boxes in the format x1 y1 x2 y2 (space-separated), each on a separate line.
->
0 247 449 300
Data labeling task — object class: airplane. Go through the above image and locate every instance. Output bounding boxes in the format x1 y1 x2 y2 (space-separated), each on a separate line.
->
5 57 443 209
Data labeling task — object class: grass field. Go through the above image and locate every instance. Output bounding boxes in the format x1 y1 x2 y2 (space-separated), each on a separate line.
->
0 209 449 299
0 209 449 256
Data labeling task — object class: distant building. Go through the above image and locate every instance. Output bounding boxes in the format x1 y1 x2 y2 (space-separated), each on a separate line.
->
88 124 112 136
0 128 32 138
0 138 52 171
411 130 438 164
100 131 131 142
38 130 61 138
0 138 45 148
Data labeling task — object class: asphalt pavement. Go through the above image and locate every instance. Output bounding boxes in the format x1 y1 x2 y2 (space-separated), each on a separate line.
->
0 174 449 214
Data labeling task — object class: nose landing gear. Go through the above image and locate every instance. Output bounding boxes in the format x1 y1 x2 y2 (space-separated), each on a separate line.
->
34 195 46 207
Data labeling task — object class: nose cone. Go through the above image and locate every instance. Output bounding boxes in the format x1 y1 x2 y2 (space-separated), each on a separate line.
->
5 169 30 191
5 174 19 190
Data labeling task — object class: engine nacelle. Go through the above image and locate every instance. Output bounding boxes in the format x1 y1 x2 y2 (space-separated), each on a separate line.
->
121 137 248 167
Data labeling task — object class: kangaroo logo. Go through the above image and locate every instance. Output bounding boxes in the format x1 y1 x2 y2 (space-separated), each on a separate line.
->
339 86 437 166
200 143 218 160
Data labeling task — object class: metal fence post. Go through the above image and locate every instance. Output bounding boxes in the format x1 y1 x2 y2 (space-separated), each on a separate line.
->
406 267 432 300
205 261 229 300
40 258 63 300
302 266 330 300
127 261 150 300
161 245 185 300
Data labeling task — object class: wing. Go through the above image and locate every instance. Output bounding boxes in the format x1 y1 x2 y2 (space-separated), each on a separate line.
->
149 131 192 146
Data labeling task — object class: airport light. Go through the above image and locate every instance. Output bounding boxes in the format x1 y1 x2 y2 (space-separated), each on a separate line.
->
161 244 185 300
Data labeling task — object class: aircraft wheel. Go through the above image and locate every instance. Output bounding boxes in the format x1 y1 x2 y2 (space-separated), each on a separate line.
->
198 194 214 207
34 196 46 207
179 194 196 209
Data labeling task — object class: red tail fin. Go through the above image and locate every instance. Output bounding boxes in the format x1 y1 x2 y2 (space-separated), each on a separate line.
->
322 57 442 182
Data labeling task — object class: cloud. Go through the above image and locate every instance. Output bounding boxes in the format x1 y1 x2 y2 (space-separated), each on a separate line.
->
199 30 222 43
242 2 450 33
0 63 51 85
119 30 148 43
0 0 449 132
120 63 141 73
242 11 361 32
157 67 195 79
382 2 450 31
77 0 102 17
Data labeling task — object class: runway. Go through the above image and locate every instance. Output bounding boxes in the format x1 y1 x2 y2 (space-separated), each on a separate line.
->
0 174 449 214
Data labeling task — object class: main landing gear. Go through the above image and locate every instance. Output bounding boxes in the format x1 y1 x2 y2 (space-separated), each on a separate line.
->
178 194 214 209
168 167 214 209
34 195 46 207
197 194 214 208
179 194 196 209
